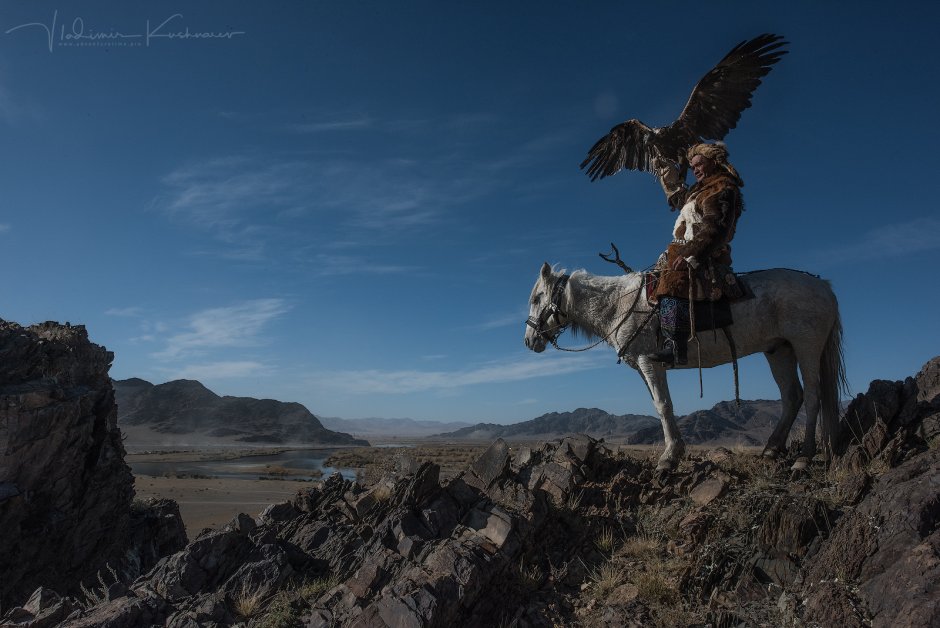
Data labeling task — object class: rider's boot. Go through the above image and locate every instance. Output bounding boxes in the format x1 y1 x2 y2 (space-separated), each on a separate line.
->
646 330 688 367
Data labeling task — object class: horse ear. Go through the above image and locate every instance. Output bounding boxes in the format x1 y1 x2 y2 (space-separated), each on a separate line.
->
540 262 552 281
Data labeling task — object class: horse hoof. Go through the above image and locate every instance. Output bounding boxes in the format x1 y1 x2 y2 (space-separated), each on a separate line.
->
790 457 809 471
762 448 780 460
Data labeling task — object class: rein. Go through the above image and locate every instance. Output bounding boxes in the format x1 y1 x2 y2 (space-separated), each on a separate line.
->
539 274 655 357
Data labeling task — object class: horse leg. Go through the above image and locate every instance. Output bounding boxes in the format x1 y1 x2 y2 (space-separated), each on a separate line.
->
637 358 685 470
763 343 803 459
792 354 821 471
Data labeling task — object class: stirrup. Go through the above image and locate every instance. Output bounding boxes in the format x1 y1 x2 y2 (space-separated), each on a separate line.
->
645 338 687 366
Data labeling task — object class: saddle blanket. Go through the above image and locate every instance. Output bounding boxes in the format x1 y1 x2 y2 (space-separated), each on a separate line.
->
644 273 754 333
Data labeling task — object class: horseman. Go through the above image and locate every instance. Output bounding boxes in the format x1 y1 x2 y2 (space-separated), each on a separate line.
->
578 34 787 365
646 142 744 366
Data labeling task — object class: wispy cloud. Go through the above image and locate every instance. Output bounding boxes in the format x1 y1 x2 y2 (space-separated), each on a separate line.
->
307 253 415 276
288 116 373 133
0 223 10 233
154 298 289 360
158 155 464 238
314 354 604 395
822 217 940 264
466 311 527 331
161 157 309 229
171 360 270 380
105 306 143 317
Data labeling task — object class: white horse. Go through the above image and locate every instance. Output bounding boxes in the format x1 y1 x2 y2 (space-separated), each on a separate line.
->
524 262 847 471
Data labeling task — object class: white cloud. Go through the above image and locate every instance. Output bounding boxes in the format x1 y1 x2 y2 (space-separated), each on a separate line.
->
314 354 605 395
171 360 268 380
154 298 289 360
824 217 940 264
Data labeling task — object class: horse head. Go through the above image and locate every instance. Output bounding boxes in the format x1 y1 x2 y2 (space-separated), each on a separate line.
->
524 262 568 353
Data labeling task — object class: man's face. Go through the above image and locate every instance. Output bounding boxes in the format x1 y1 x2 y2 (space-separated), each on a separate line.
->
691 155 715 181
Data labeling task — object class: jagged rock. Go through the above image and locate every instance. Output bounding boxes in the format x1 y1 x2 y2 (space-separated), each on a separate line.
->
141 528 256 600
758 496 831 559
124 498 188 579
805 447 940 627
59 594 169 628
689 477 728 505
834 356 940 458
258 501 299 524
0 587 78 628
467 438 511 488
801 581 867 628
0 321 180 608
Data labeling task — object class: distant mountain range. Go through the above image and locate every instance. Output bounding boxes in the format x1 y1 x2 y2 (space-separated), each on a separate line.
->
114 376 804 449
628 399 803 446
114 378 368 447
319 416 474 438
430 408 660 441
431 401 803 445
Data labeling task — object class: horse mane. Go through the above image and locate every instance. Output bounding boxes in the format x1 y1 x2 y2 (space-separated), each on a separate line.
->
565 269 640 343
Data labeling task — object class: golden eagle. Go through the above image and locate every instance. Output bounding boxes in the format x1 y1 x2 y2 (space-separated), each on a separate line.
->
580 34 788 184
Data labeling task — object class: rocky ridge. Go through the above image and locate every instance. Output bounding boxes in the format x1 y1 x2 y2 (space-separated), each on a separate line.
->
0 321 187 611
4 357 936 627
3 319 938 626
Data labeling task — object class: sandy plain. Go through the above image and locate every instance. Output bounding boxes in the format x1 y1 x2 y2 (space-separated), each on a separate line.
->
127 448 332 537
133 475 304 537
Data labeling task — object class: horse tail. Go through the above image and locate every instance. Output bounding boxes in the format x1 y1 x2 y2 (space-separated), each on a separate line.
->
819 304 848 457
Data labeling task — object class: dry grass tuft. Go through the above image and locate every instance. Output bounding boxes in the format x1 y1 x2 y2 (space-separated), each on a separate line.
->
297 574 341 601
517 556 543 592
588 562 624 598
634 571 678 606
565 490 584 511
254 590 297 628
618 533 660 560
594 527 616 553
233 581 266 619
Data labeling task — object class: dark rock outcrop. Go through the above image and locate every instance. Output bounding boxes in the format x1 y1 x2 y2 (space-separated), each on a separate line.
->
801 357 940 628
0 321 186 610
114 378 369 446
805 448 939 628
833 356 940 459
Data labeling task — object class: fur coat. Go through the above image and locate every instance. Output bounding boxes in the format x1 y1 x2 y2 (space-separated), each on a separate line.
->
654 172 743 300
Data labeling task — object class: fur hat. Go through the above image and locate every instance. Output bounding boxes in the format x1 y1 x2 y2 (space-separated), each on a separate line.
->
687 142 743 186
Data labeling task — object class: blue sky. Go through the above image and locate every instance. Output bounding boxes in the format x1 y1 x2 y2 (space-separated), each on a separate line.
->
1 1 938 423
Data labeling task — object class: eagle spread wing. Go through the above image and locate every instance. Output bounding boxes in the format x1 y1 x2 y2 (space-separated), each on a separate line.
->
580 34 788 181
580 119 658 181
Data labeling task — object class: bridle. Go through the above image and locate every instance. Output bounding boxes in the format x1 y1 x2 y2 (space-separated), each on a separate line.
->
526 274 570 347
526 271 657 357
